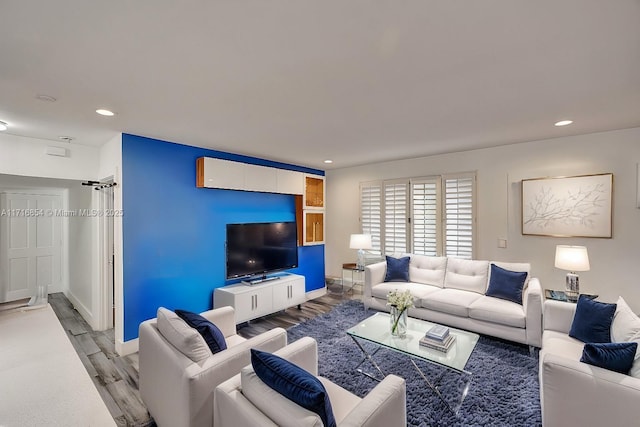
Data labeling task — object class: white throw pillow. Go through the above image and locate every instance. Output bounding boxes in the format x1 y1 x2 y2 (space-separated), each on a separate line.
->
156 307 211 364
610 297 640 378
611 297 640 342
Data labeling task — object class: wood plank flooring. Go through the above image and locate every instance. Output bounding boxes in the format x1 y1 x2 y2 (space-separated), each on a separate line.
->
46 289 356 426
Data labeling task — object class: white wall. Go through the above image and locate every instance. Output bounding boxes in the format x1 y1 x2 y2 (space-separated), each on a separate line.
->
67 184 94 322
0 134 100 180
326 127 640 310
96 135 127 353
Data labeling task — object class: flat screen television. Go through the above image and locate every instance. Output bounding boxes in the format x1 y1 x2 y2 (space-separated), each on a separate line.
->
226 221 298 280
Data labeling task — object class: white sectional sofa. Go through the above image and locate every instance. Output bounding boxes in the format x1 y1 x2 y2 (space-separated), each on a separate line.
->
540 300 640 426
364 255 543 347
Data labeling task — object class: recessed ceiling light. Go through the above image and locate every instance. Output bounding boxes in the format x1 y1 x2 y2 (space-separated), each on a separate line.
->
554 120 573 127
36 94 57 102
96 109 115 116
0 121 7 131
323 159 333 164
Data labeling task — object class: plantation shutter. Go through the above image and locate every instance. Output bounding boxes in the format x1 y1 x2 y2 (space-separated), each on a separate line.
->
443 173 475 259
411 178 440 256
383 180 409 255
359 181 382 254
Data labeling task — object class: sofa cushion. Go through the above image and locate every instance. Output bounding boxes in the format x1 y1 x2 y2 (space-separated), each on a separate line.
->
250 349 336 427
485 264 528 305
542 330 585 361
580 342 638 375
468 296 526 328
569 296 617 343
408 255 447 287
241 365 325 427
318 377 362 424
175 309 227 354
443 258 489 294
420 288 483 317
371 282 441 304
384 256 410 282
156 307 211 364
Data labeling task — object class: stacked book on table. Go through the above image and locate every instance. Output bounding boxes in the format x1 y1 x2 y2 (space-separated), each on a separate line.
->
419 325 456 352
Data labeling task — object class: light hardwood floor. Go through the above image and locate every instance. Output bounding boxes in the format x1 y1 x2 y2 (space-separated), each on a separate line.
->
46 287 356 426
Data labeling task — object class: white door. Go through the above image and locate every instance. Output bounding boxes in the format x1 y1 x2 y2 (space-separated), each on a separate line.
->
0 192 62 303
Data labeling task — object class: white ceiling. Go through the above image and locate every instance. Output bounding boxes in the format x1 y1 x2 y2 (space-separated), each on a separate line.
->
1 1 639 170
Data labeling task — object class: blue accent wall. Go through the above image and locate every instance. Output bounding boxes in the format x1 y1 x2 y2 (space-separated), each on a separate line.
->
122 134 325 341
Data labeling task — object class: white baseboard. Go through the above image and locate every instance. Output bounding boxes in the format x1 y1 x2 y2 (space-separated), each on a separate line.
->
66 291 96 330
116 337 139 356
306 287 327 301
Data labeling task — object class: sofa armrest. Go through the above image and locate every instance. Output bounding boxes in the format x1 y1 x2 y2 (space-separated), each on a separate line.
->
200 305 237 338
543 299 577 334
541 353 640 426
214 374 278 427
523 278 543 347
273 336 319 376
341 374 406 427
364 261 387 300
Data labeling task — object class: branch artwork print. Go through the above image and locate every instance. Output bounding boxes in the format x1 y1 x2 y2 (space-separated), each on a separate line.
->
521 174 612 238
524 183 606 229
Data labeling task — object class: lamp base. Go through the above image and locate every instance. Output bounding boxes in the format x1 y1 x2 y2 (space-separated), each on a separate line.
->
356 249 365 271
565 273 579 302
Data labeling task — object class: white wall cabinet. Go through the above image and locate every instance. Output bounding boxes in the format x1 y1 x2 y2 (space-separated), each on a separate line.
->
213 274 305 324
197 157 302 195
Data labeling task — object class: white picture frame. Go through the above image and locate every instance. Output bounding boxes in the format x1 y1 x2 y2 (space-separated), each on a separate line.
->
521 173 613 238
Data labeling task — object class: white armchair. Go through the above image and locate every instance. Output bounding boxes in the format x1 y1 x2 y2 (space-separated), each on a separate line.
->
214 336 407 427
540 300 640 426
139 306 287 427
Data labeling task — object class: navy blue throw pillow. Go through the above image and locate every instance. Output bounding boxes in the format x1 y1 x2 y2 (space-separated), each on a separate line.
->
485 264 528 305
569 296 617 343
175 309 227 354
384 256 410 282
251 349 336 427
580 342 638 375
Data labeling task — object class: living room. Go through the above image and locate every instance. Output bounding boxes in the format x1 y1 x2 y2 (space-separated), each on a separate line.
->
1 1 640 426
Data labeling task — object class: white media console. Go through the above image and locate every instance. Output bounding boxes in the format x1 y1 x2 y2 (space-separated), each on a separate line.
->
213 273 306 324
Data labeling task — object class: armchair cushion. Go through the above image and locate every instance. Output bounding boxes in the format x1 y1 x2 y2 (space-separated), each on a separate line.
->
580 342 638 375
156 307 211 364
569 296 616 343
250 349 336 427
384 256 410 282
485 264 528 305
175 309 227 354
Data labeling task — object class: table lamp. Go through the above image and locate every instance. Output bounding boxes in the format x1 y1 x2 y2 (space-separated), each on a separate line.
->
554 245 590 302
350 234 372 270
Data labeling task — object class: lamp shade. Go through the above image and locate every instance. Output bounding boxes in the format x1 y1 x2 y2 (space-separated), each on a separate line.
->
350 234 372 250
554 245 590 272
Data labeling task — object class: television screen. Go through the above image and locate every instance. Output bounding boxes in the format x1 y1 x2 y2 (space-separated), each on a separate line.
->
226 222 298 280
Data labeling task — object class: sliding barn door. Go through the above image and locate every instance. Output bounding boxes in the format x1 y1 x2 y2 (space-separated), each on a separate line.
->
0 192 62 303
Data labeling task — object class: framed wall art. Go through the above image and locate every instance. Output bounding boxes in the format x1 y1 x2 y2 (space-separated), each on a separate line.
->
521 173 613 238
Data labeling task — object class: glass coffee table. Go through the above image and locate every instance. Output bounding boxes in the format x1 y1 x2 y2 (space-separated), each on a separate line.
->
346 312 479 415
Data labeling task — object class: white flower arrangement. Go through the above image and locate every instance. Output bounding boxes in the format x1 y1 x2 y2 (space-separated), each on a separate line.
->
386 289 414 311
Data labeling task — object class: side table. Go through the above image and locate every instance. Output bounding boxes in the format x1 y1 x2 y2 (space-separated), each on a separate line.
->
544 289 598 302
341 263 364 294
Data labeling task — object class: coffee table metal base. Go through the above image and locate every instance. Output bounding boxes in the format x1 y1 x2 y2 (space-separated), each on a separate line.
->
349 335 472 415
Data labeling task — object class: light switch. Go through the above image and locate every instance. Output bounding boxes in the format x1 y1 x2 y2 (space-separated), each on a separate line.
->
498 238 507 248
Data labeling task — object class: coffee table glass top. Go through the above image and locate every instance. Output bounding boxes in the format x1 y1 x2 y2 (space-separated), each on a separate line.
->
346 312 479 372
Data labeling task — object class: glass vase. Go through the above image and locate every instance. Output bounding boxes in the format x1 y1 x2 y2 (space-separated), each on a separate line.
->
390 306 408 338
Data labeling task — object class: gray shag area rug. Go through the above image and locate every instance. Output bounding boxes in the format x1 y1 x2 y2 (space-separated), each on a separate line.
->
287 300 541 427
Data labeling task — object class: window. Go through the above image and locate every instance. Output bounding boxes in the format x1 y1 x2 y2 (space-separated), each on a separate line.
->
359 173 476 259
